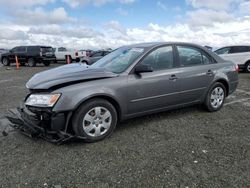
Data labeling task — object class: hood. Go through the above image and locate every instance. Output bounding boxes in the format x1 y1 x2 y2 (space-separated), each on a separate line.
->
26 63 118 90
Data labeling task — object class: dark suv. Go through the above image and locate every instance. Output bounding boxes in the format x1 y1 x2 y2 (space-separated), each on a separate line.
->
1 46 56 67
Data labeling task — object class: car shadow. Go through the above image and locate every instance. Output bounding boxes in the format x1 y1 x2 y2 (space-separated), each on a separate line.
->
66 105 207 146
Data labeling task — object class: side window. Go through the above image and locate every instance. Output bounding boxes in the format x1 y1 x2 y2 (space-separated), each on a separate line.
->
215 47 230 55
202 53 214 64
231 46 248 53
92 52 103 57
16 47 26 53
177 46 203 67
12 47 18 53
140 46 174 71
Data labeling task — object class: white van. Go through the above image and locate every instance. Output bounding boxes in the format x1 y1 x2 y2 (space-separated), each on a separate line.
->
214 45 250 73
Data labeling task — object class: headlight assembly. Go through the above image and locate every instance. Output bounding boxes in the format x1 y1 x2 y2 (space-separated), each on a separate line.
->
25 94 61 107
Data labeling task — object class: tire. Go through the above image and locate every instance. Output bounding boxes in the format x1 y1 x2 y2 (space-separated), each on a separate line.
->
72 99 118 142
43 61 50 66
2 57 10 66
27 58 36 67
204 82 226 112
76 58 80 63
245 62 250 73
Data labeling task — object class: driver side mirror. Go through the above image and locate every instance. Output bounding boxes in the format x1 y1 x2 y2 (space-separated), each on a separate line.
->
134 64 153 74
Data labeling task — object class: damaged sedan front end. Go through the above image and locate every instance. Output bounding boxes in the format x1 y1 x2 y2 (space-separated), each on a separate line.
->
4 62 120 144
6 106 77 144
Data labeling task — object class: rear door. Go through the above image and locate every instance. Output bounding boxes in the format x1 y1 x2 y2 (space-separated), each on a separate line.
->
175 45 216 103
127 45 182 115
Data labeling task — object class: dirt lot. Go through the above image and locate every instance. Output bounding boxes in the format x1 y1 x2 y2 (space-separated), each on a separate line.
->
0 63 250 188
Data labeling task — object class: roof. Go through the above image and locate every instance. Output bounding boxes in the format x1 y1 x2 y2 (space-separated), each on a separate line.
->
126 42 206 49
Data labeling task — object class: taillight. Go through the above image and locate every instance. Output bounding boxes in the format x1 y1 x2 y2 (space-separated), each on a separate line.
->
75 52 78 57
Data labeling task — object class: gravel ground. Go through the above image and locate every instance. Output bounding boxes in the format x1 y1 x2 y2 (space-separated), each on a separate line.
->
0 63 250 188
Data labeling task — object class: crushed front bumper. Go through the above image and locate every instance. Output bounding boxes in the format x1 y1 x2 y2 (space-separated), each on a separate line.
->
4 106 85 144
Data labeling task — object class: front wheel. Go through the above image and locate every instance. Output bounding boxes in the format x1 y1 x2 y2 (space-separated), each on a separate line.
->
2 57 10 66
43 61 51 66
72 99 117 142
204 82 226 112
245 62 250 73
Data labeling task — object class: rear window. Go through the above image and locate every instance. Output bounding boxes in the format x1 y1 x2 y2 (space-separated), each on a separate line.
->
41 47 53 53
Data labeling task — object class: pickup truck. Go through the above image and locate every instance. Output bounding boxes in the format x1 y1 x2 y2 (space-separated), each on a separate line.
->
53 47 85 63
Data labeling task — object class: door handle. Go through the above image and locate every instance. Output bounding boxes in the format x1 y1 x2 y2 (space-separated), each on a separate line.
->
169 74 178 81
206 70 214 76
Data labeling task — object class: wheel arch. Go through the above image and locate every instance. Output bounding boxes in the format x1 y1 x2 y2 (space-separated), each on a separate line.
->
214 79 229 96
74 95 122 121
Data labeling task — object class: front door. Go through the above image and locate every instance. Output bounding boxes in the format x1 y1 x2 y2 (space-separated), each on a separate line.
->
127 46 181 115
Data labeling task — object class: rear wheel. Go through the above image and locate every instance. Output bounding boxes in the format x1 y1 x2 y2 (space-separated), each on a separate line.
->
27 58 36 67
43 61 51 66
204 82 226 112
2 57 10 66
72 99 117 142
245 62 250 73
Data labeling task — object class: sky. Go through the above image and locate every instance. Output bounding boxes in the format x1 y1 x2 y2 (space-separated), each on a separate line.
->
0 0 250 49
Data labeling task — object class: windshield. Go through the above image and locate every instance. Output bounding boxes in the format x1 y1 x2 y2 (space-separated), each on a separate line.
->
91 47 145 73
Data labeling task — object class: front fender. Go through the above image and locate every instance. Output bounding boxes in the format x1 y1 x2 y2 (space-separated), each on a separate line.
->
51 77 128 116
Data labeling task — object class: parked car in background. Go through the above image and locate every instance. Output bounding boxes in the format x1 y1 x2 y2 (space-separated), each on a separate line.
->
81 50 111 65
79 49 93 57
214 45 250 73
1 46 55 67
53 47 84 63
7 42 238 143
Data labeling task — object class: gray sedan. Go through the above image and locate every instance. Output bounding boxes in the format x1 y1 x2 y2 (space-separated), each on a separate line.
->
6 42 238 143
